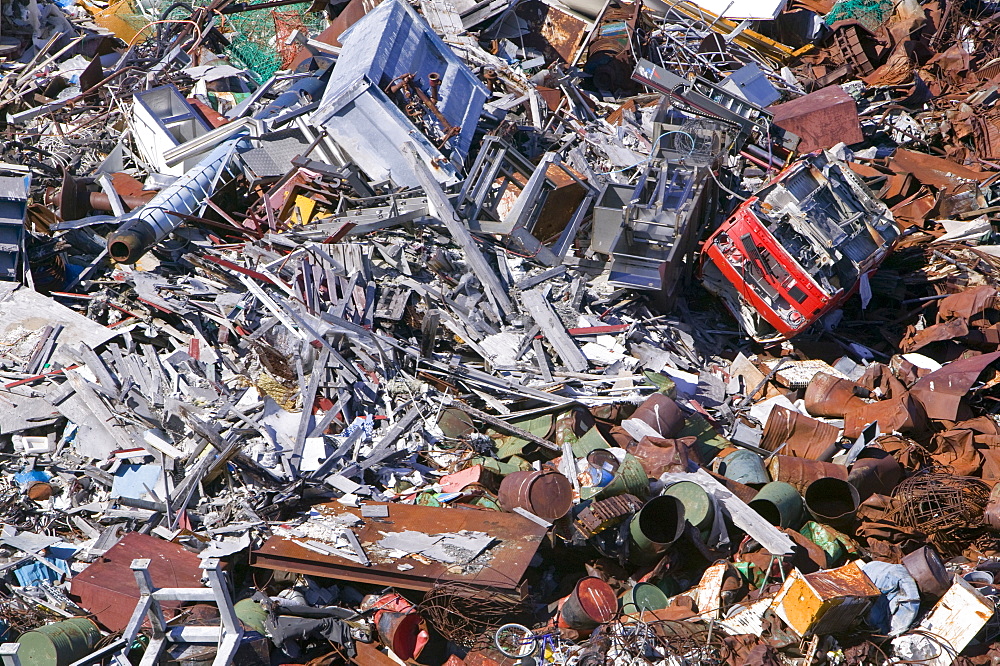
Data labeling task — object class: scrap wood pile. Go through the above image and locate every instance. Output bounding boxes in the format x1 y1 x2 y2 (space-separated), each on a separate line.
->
7 0 1000 664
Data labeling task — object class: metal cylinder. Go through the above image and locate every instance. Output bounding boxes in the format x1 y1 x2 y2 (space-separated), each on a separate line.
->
234 598 268 634
803 478 859 529
662 481 713 531
427 72 441 103
986 483 1000 529
750 481 804 528
767 455 848 494
804 372 868 418
719 449 769 486
558 577 617 630
498 469 573 521
901 546 951 600
107 136 245 264
16 618 101 666
591 453 650 501
847 448 903 500
760 406 840 460
620 582 669 614
631 393 685 438
629 495 685 563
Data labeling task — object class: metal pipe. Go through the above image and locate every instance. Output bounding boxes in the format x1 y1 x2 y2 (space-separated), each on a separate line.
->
427 72 441 104
107 136 245 264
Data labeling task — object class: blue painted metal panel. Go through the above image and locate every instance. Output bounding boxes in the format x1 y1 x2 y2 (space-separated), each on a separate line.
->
313 0 488 177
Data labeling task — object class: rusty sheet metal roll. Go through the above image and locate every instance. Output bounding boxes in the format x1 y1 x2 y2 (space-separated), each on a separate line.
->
847 448 903 500
804 478 859 530
760 406 840 459
767 455 847 494
630 393 685 438
498 469 573 521
804 372 868 418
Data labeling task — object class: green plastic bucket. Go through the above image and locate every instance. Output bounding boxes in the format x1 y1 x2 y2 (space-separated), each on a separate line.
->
620 582 669 614
235 598 268 634
16 618 100 666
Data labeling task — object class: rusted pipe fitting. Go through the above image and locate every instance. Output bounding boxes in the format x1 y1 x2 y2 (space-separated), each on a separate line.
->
427 72 441 104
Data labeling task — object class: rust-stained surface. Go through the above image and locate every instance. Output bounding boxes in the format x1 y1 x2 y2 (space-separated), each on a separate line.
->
760 406 840 459
69 532 204 632
513 0 589 65
889 148 993 189
768 455 848 494
803 372 867 418
252 501 548 592
909 349 1000 421
772 561 880 637
769 85 863 153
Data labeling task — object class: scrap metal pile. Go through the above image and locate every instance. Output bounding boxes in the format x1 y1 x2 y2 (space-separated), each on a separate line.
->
6 0 1000 663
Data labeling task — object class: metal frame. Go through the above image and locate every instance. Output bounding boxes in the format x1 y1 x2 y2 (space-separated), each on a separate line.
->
111 557 242 666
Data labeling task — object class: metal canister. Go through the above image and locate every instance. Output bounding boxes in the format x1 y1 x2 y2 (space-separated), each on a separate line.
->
234 598 268 634
662 481 713 531
767 455 848 494
620 582 670 614
804 372 867 418
629 495 685 563
16 618 100 666
498 469 573 521
803 478 859 530
718 449 769 486
558 577 618 630
590 453 650 501
630 393 684 438
749 481 804 529
901 546 951 600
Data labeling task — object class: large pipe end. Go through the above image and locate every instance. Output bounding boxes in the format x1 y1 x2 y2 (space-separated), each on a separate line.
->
108 220 158 264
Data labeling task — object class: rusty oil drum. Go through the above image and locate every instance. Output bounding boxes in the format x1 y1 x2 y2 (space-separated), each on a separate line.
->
558 577 618 630
498 469 573 521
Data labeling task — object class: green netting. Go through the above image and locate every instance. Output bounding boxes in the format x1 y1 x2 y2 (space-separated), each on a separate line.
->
91 0 326 82
221 1 327 81
824 0 894 32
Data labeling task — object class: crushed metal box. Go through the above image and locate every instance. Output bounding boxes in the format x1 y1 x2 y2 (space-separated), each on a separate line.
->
772 560 881 637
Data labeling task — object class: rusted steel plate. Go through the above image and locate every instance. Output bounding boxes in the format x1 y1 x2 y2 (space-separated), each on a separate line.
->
760 406 839 459
252 501 548 592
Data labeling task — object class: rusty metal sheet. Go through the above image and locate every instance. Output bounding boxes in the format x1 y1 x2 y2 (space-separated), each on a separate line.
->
938 286 999 321
69 532 204 632
770 85 863 153
514 0 589 65
889 148 993 188
760 406 839 459
251 501 548 593
910 350 1000 421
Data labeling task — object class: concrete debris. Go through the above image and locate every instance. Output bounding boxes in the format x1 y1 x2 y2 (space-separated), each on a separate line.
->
3 0 1000 664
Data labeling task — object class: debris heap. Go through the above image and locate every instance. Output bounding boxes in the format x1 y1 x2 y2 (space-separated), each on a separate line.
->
4 0 1000 664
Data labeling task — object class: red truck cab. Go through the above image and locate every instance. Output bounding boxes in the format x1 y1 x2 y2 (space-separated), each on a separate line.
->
702 152 900 342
